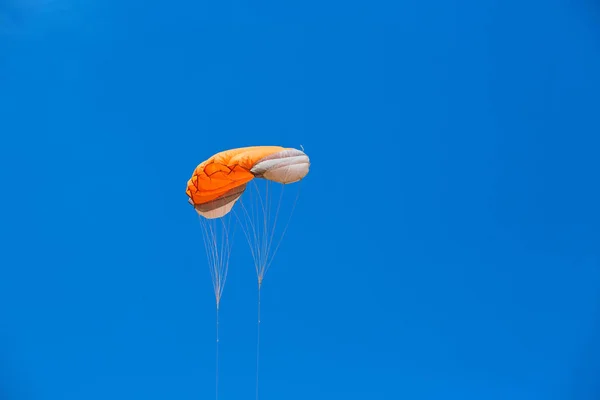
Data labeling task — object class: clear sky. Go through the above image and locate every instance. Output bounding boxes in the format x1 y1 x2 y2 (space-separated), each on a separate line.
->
1 0 600 399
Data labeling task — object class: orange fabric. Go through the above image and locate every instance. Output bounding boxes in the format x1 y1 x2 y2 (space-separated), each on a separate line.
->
186 146 286 205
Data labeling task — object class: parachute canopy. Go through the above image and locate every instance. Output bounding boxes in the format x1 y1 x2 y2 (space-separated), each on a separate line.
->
186 146 310 219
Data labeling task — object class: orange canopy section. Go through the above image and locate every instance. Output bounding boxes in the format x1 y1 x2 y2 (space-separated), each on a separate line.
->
186 146 282 205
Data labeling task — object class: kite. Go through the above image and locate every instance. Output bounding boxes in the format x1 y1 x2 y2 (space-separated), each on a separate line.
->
186 145 310 400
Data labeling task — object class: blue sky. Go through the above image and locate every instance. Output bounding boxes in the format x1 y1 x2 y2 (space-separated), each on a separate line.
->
1 0 600 399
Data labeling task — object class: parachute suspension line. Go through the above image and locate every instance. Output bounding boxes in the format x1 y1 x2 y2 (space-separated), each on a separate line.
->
256 280 261 400
197 215 236 400
233 179 302 400
251 179 269 283
263 182 301 277
198 217 217 304
197 217 220 400
235 179 302 281
265 181 286 265
234 187 267 400
215 304 220 400
198 215 235 308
